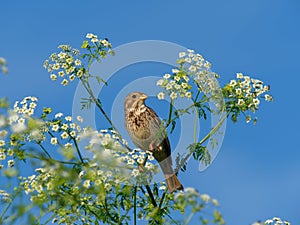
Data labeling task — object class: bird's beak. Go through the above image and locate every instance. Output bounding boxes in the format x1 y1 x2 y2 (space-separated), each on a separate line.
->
139 94 148 100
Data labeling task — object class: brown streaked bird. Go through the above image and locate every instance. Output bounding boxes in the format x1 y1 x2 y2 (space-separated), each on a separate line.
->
124 92 183 193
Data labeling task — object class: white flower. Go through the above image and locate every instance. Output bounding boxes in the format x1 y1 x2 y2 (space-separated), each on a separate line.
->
184 57 192 63
50 74 57 81
212 199 219 206
61 124 68 130
236 73 243 79
91 38 99 43
61 79 69 86
0 140 5 147
178 73 186 81
61 132 69 139
179 52 186 58
70 131 76 138
58 71 65 77
148 154 155 161
185 92 192 98
189 65 197 72
65 116 72 121
264 94 273 102
235 88 242 95
18 118 25 125
8 160 14 167
174 76 181 81
166 83 173 90
244 76 250 83
181 82 188 89
58 52 67 59
65 143 72 148
264 219 273 224
174 84 181 90
77 69 84 78
253 98 260 106
75 59 81 66
50 137 58 145
163 73 171 79
131 169 139 177
11 123 26 133
170 92 177 100
200 193 210 202
172 69 179 74
83 180 91 188
86 33 94 39
156 79 164 86
159 185 166 190
185 187 197 193
229 80 237 87
77 116 83 123
69 75 75 81
237 99 245 106
0 153 6 160
55 112 63 118
157 92 165 100
104 183 112 190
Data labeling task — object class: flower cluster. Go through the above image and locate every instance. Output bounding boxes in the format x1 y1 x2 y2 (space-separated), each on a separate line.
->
14 96 38 116
156 49 220 101
251 217 290 225
0 57 8 74
0 96 43 171
18 127 159 225
84 33 113 53
43 44 84 86
223 73 273 123
43 33 114 87
83 129 158 186
156 69 192 100
47 111 83 157
0 189 12 203
173 187 224 224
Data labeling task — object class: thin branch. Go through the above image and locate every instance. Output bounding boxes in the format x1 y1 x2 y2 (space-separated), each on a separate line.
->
145 185 157 208
72 137 85 164
36 142 52 159
158 191 167 209
134 186 137 225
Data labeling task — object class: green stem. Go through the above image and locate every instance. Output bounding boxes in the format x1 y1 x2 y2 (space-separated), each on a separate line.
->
72 137 84 164
134 186 137 225
0 201 12 222
36 142 52 159
26 153 81 165
166 99 174 127
145 185 157 207
193 108 198 143
81 80 130 150
198 110 229 146
185 212 195 225
158 191 167 209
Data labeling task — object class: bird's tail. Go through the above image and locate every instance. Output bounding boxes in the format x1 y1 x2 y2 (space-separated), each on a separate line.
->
165 174 184 193
157 154 184 193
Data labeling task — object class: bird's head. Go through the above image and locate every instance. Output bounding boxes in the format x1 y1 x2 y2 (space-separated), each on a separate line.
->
124 92 148 113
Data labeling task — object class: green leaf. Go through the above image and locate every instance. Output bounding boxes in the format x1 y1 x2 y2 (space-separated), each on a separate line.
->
188 143 211 166
95 76 108 85
81 40 89 49
81 98 92 109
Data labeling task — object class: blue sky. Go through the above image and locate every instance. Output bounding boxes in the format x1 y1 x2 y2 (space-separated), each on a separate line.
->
1 0 300 224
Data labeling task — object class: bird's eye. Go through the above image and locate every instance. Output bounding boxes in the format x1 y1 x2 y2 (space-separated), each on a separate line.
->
132 94 137 99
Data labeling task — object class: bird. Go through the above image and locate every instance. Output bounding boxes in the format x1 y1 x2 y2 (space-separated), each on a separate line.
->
124 92 183 193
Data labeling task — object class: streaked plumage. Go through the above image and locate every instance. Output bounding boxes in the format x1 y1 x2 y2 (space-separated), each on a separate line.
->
124 92 183 193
